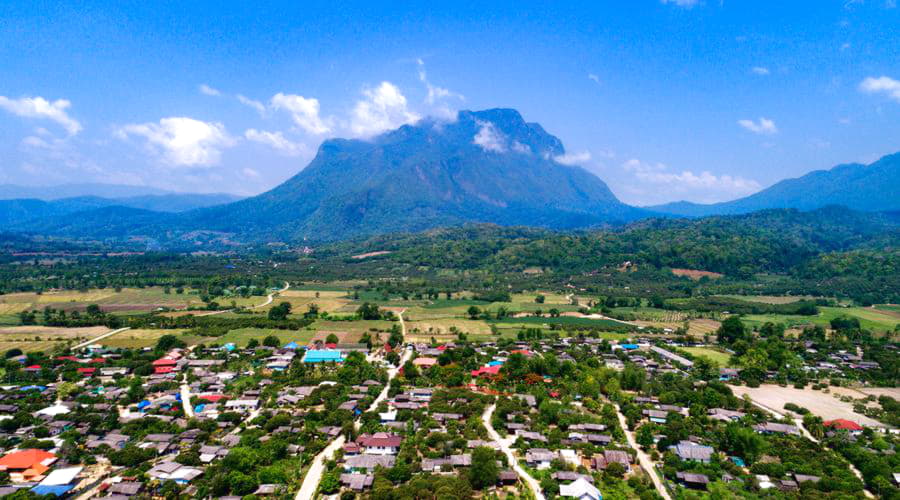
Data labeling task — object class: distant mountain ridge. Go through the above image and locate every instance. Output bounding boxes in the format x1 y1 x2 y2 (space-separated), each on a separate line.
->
649 153 900 216
1 109 899 246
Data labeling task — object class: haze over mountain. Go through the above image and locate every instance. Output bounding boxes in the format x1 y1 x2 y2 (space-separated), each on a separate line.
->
649 152 900 217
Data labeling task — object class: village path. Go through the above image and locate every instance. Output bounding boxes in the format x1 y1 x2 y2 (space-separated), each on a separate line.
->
294 319 411 500
613 404 672 500
198 281 290 316
72 327 130 350
482 403 546 500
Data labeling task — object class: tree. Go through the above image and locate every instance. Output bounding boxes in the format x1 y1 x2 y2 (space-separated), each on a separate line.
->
56 381 78 400
319 471 341 495
402 361 420 381
467 306 481 320
605 462 626 479
535 294 545 304
246 339 259 349
267 302 292 320
156 334 186 352
469 446 499 489
716 316 747 345
262 335 281 348
357 302 382 320
325 333 340 344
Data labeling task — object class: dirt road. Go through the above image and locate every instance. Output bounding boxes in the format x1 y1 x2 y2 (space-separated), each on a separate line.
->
614 404 672 500
73 327 130 350
482 403 545 500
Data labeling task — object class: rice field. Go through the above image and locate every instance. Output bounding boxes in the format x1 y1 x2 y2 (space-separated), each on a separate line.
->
743 306 899 333
215 328 317 348
100 329 206 349
0 325 111 353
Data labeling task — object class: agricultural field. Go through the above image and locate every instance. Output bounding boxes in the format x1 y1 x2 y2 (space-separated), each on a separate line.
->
0 325 110 353
273 289 354 314
715 294 818 304
406 318 493 338
99 328 206 349
0 287 208 316
743 305 899 334
681 346 734 367
730 384 888 428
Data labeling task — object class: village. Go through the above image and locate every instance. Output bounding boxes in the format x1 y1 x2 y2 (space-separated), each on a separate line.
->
0 304 894 500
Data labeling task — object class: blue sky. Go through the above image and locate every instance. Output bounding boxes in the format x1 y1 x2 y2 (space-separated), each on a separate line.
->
1 0 899 205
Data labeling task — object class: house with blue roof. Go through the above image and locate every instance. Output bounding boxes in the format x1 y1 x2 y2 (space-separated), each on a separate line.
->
303 349 344 363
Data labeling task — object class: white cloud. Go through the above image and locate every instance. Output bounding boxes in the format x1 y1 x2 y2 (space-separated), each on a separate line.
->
751 66 770 75
199 84 221 96
350 82 420 137
619 158 761 204
553 151 592 165
737 117 778 135
472 120 506 153
0 96 82 135
116 117 235 167
588 74 601 84
859 75 900 102
661 0 700 7
270 93 331 135
242 167 261 178
244 128 306 156
416 59 464 105
237 94 266 115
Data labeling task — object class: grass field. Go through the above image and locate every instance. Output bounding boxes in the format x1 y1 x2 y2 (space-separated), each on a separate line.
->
0 325 111 353
407 318 493 336
716 294 816 304
100 328 207 349
0 287 208 315
743 305 899 333
681 346 734 367
216 328 316 348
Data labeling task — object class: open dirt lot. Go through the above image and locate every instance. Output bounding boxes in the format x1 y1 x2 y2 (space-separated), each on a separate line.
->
730 384 889 428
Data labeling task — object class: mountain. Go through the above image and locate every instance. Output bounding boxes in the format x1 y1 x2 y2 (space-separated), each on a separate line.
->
0 183 170 200
181 108 648 241
649 152 900 217
0 193 242 228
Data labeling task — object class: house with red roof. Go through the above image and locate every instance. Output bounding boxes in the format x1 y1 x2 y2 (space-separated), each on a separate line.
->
356 432 402 455
153 358 178 375
77 367 96 377
0 449 57 482
471 365 501 378
24 365 42 373
824 419 864 434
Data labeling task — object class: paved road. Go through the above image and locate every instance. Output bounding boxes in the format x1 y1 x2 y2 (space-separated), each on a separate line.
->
294 326 411 500
73 327 130 350
180 383 194 418
614 404 672 500
482 403 546 500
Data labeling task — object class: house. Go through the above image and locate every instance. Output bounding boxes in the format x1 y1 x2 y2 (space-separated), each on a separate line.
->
643 409 669 424
719 368 739 381
471 365 501 377
412 357 438 368
303 350 344 363
675 472 709 490
357 433 402 455
147 461 203 484
525 449 556 469
108 481 143 496
344 454 396 472
753 422 801 436
559 477 602 500
340 473 374 491
670 441 714 463
824 419 864 435
0 449 57 482
224 399 259 412
708 408 746 422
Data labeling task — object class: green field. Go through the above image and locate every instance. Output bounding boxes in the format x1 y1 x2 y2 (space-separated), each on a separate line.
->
681 346 734 367
743 306 899 333
216 328 316 348
487 316 631 328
